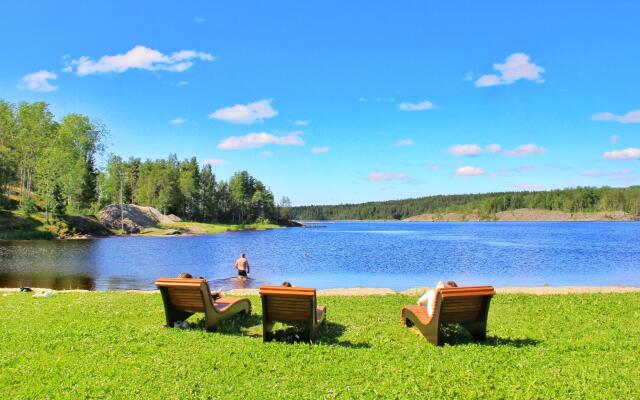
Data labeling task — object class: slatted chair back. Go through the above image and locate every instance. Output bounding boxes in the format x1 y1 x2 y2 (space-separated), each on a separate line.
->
156 278 212 313
259 286 316 324
436 286 495 324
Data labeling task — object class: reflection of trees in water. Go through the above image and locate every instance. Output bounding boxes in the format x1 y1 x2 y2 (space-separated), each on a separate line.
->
105 276 146 291
208 276 266 291
0 272 95 290
0 240 101 290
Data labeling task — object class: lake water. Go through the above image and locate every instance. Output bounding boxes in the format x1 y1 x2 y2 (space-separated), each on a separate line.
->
1 222 639 291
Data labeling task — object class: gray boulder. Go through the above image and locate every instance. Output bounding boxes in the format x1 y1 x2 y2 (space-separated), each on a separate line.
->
97 204 182 233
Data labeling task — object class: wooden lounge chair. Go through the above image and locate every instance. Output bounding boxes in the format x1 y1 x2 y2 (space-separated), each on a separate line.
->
259 285 326 342
401 286 495 345
155 278 251 331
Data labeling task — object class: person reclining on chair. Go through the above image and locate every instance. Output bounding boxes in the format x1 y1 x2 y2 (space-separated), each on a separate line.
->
176 272 223 300
417 280 458 317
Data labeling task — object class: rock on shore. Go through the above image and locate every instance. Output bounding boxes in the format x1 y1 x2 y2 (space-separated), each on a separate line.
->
97 204 181 233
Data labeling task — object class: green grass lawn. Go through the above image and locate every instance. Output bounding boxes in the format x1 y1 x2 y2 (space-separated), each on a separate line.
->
1 292 639 399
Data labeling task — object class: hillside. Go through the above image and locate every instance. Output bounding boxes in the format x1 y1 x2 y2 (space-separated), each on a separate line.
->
291 186 640 221
404 209 635 222
0 188 283 240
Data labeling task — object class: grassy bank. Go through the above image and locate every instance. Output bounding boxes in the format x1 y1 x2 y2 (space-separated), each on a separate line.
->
0 210 56 240
2 292 639 398
150 221 282 235
0 208 283 240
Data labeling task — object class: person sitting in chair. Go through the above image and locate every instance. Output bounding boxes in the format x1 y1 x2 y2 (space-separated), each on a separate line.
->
176 272 223 300
417 280 458 317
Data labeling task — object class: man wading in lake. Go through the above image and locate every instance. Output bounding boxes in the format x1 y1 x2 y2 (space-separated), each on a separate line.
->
235 253 250 279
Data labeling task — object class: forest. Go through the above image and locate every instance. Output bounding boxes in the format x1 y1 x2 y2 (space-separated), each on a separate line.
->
0 100 282 225
291 186 640 220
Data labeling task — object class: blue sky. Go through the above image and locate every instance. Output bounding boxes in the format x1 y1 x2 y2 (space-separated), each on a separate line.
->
1 1 639 205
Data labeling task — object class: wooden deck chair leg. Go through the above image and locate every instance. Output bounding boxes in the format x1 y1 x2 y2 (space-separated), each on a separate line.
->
204 321 218 332
462 321 487 341
309 327 316 342
401 315 413 327
166 309 194 327
159 289 194 327
263 321 275 342
465 297 491 341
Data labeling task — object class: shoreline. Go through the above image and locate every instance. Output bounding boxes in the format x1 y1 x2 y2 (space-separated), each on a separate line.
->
3 285 640 296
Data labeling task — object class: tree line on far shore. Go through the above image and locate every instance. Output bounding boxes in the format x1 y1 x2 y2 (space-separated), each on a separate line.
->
291 186 640 220
0 100 287 224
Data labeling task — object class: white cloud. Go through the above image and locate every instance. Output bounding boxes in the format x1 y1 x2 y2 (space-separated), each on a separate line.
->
376 97 395 102
311 146 330 154
516 183 544 191
591 109 640 124
17 70 58 92
486 143 502 154
177 81 189 87
580 171 604 177
475 75 503 87
61 66 73 73
204 159 225 166
475 53 545 87
209 99 278 124
610 134 620 144
193 17 206 23
367 172 410 181
169 117 186 125
429 164 441 171
357 97 367 102
449 144 483 156
394 139 415 147
398 100 436 111
464 72 474 81
612 169 634 176
491 164 559 177
293 119 310 126
455 166 485 177
68 45 214 76
603 148 640 160
217 131 304 150
503 143 547 157
261 151 274 157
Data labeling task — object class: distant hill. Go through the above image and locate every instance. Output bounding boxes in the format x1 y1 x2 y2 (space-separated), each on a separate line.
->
290 186 640 221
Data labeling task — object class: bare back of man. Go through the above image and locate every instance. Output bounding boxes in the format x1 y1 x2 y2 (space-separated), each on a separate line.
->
235 253 250 278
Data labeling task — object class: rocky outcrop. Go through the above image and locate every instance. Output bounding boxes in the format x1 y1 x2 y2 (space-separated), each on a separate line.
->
403 210 483 222
97 204 182 233
65 215 113 237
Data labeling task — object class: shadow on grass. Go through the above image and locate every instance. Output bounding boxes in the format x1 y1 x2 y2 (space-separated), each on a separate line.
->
480 336 541 347
268 321 371 349
193 313 370 348
216 313 263 336
440 324 540 347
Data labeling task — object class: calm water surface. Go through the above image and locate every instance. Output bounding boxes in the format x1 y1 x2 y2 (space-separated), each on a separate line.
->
1 222 639 290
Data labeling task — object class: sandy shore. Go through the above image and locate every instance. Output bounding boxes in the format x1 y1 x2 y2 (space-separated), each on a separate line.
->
2 286 639 296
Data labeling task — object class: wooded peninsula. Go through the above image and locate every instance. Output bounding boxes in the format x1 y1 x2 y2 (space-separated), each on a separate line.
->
0 100 290 239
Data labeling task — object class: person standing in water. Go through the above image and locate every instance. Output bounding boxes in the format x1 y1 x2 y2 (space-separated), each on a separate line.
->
235 253 250 279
